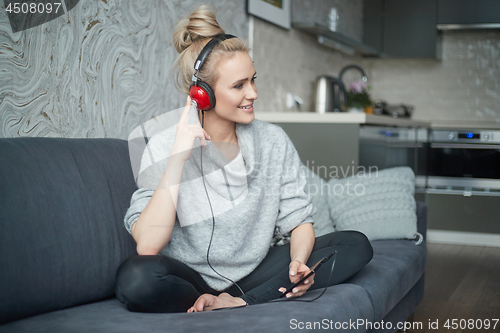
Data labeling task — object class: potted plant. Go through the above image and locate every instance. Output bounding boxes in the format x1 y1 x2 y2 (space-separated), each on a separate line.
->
346 80 373 114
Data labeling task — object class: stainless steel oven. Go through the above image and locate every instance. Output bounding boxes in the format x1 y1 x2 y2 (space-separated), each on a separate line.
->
428 129 500 180
426 129 500 235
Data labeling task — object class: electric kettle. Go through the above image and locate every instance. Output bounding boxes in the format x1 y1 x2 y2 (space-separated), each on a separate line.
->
314 76 347 113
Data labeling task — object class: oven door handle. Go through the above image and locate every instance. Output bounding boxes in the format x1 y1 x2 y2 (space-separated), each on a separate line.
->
426 188 500 197
385 142 425 148
430 143 500 149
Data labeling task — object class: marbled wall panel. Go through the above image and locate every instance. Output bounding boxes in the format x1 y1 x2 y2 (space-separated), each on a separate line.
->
0 0 248 138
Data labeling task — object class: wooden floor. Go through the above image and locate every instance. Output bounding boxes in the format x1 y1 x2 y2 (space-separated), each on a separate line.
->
403 243 500 333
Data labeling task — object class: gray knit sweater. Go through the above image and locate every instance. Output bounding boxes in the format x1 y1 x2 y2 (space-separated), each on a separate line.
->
124 115 316 291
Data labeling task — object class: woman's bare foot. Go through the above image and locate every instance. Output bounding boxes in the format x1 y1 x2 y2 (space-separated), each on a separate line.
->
187 292 247 313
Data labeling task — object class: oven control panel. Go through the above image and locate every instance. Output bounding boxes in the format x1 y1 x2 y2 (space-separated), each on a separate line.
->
431 130 500 144
481 132 497 142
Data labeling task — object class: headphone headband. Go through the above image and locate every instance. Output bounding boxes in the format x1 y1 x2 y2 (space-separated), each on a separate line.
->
192 34 236 83
190 34 237 111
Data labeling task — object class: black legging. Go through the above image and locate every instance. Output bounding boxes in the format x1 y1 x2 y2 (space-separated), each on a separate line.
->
114 230 373 313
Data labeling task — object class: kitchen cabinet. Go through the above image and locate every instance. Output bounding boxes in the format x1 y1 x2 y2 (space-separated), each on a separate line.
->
273 123 360 181
291 0 379 57
363 0 438 58
292 23 379 57
255 113 429 182
438 0 500 25
427 192 500 234
363 0 383 56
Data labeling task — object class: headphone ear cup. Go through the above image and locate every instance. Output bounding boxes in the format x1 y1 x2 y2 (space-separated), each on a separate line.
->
190 81 216 111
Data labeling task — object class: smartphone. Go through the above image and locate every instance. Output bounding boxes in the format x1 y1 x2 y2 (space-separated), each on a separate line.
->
279 251 336 298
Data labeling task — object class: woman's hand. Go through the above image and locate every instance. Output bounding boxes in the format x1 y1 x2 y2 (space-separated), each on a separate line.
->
278 259 315 298
171 96 211 162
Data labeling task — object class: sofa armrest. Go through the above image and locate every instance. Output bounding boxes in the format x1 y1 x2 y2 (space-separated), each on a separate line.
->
416 201 427 242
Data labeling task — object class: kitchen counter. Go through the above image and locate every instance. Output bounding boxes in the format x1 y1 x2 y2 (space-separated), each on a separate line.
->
255 112 430 127
254 113 428 183
430 120 500 130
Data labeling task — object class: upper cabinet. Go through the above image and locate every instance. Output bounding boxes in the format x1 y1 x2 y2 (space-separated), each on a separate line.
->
438 0 500 28
364 0 500 58
364 0 438 59
295 0 500 59
291 0 379 57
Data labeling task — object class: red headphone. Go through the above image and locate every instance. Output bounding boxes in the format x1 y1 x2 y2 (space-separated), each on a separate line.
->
189 34 236 111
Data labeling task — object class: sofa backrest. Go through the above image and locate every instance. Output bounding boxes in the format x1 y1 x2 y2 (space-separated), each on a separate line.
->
0 138 138 324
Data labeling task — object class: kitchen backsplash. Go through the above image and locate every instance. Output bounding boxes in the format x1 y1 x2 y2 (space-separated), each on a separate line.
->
252 14 365 114
363 30 500 123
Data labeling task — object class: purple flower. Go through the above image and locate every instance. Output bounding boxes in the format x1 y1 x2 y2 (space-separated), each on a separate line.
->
349 80 367 94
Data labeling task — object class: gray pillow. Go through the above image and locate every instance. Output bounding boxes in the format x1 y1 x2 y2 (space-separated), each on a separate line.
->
326 166 420 242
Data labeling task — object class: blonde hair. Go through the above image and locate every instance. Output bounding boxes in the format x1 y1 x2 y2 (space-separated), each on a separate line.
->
172 4 250 95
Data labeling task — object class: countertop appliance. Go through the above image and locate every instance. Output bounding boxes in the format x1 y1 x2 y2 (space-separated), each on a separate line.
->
314 76 347 113
315 64 368 114
426 128 500 236
428 129 500 189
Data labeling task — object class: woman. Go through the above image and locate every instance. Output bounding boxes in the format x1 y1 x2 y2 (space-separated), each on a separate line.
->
115 4 373 313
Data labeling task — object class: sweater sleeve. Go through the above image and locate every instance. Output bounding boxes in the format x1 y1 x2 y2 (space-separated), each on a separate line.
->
274 128 317 235
123 187 155 235
123 130 172 235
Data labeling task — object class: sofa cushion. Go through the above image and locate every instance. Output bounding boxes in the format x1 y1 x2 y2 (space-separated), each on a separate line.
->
0 138 138 324
346 239 428 321
327 167 419 241
0 284 374 333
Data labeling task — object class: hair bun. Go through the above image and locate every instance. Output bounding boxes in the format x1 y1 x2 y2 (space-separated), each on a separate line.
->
173 4 225 53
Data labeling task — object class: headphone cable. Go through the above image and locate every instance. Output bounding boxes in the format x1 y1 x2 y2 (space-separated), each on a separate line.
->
198 107 334 305
199 109 245 297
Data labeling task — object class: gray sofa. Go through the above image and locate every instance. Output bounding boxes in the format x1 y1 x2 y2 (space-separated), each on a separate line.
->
0 137 427 333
